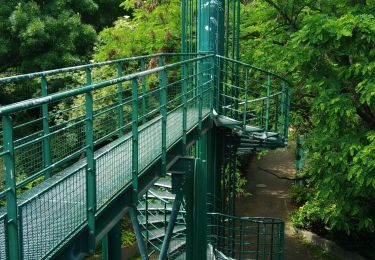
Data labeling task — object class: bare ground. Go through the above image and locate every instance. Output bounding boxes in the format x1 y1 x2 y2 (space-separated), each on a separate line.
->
235 148 330 260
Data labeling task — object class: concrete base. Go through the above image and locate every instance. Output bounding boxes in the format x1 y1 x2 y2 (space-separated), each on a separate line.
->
295 228 365 260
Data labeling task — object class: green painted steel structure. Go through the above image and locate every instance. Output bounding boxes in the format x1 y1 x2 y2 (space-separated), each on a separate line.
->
0 0 291 259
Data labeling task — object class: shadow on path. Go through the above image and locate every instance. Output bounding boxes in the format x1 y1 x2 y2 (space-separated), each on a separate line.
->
235 149 324 260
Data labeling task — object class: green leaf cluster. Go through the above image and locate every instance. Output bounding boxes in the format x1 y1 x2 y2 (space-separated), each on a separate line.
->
94 0 181 61
240 0 375 234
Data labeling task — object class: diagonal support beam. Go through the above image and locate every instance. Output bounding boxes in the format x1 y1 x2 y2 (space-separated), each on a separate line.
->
129 207 149 260
158 190 184 259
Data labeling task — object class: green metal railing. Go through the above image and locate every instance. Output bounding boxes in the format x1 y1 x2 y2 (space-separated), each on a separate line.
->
216 56 291 142
207 213 284 260
0 53 214 259
0 53 290 259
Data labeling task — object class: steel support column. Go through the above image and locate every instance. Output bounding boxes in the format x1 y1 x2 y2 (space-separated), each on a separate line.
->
107 222 122 260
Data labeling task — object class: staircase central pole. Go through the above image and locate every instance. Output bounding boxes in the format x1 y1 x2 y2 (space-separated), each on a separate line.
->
190 0 225 258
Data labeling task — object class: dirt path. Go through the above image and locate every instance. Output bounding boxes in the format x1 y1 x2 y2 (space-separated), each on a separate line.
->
235 148 324 259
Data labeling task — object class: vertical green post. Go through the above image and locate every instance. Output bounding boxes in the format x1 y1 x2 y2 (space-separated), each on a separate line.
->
3 115 20 260
280 82 285 135
198 60 203 131
285 87 291 142
265 75 271 132
131 78 139 204
102 234 108 260
41 76 52 179
270 220 274 260
159 59 167 175
117 62 125 135
216 57 221 113
108 222 122 259
85 68 96 253
240 220 244 260
243 68 248 126
280 222 285 260
182 64 188 155
194 158 207 260
181 0 187 53
141 59 147 124
262 223 267 259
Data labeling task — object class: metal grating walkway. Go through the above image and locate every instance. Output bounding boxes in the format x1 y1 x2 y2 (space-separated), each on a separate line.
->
0 108 209 259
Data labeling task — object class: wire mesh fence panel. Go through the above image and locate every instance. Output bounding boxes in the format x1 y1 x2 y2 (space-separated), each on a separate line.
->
207 213 284 260
19 166 86 259
0 212 6 259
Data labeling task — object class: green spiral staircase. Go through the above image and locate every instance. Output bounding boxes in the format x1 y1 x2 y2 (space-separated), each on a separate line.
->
0 0 291 259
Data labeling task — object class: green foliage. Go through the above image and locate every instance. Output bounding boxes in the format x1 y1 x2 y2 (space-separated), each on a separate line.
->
290 201 324 231
0 0 99 73
94 0 181 61
241 0 375 235
289 184 310 207
121 216 136 246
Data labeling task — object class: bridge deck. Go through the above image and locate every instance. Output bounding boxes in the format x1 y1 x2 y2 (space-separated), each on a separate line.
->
0 107 209 259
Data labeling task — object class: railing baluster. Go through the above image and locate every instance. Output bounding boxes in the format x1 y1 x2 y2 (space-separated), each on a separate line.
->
265 75 271 132
3 115 20 260
280 82 285 136
85 68 96 252
182 63 188 154
285 87 291 142
198 60 203 131
41 76 52 179
159 58 167 175
274 94 279 132
216 56 221 113
270 219 274 260
243 68 248 126
262 223 267 260
117 62 124 135
141 59 147 124
131 78 139 203
239 219 244 260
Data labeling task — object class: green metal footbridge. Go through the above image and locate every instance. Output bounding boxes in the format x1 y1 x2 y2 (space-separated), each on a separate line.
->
0 0 291 259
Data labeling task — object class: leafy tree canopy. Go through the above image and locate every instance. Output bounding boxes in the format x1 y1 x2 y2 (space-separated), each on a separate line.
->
240 0 375 235
94 0 181 61
0 0 124 73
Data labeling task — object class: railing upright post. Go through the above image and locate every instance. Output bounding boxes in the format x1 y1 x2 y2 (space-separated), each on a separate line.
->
243 68 249 126
3 115 20 260
262 223 267 260
198 59 203 131
102 234 108 260
131 78 139 203
285 87 291 142
159 58 167 175
117 62 125 135
216 57 221 113
85 68 96 253
145 191 149 247
182 63 188 154
41 76 52 179
270 219 275 260
141 59 147 124
275 94 279 132
265 75 271 132
239 219 244 260
280 82 285 136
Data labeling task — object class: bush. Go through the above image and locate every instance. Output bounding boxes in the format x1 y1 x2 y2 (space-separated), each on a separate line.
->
290 201 325 231
289 184 310 206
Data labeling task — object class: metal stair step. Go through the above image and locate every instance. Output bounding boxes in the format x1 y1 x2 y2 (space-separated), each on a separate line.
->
154 179 172 189
138 214 183 225
147 189 175 200
137 202 173 211
142 225 186 241
168 239 186 254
